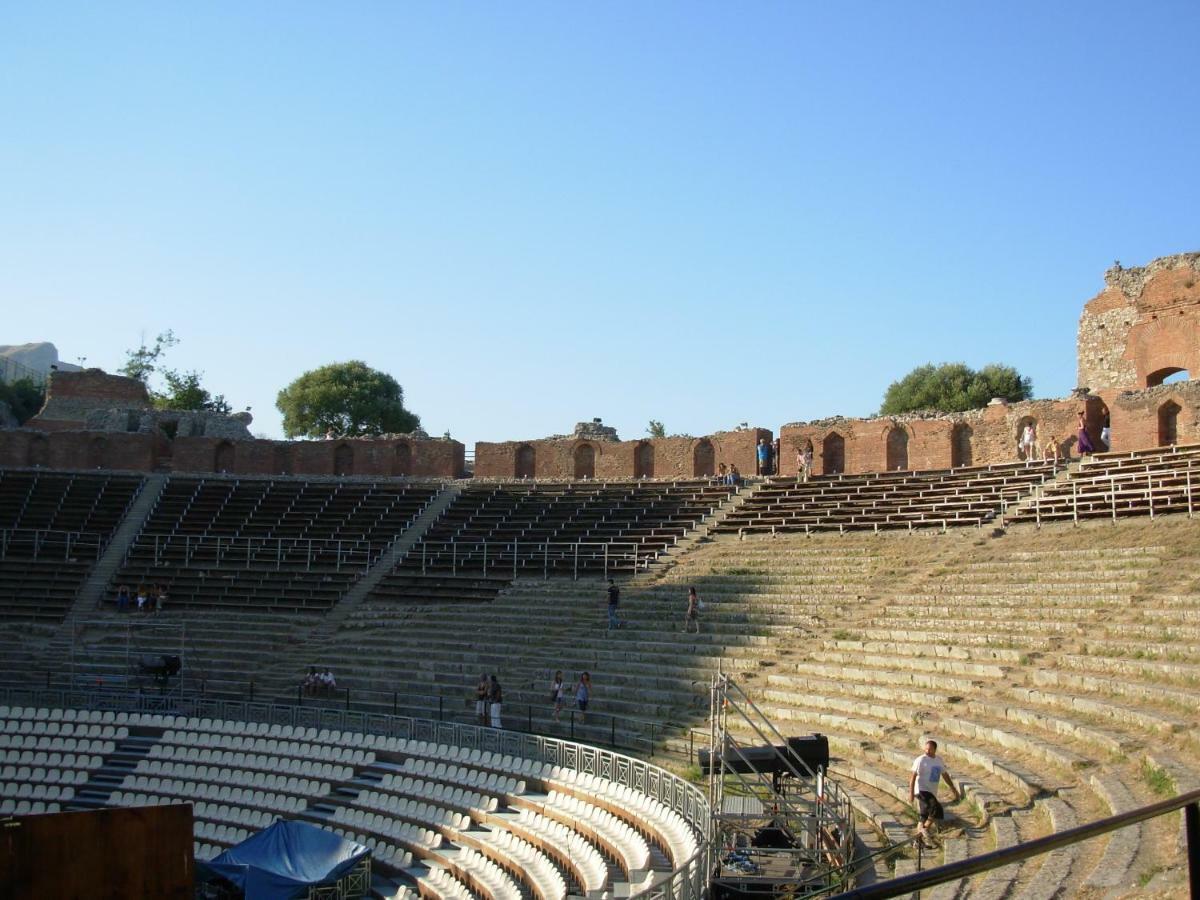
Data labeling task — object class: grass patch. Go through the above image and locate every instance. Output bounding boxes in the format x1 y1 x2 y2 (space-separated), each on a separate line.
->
831 629 860 641
1141 760 1175 797
1138 865 1166 888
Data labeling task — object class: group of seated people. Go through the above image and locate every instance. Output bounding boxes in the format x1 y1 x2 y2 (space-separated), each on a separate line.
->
300 667 337 696
114 584 166 613
716 463 743 486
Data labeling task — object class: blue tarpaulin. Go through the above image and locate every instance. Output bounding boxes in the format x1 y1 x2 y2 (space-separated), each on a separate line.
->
198 819 370 899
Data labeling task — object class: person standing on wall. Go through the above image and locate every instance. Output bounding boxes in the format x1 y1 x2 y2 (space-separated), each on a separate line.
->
908 738 961 846
488 674 503 729
757 438 771 476
606 579 623 630
1076 411 1095 456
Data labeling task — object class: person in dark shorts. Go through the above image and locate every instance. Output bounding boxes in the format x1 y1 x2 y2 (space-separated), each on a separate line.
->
907 738 961 845
575 672 591 723
606 579 622 630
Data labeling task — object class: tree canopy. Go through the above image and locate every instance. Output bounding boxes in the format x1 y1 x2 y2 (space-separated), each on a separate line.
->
275 361 421 439
120 330 231 413
647 420 666 438
880 363 1032 415
0 378 46 424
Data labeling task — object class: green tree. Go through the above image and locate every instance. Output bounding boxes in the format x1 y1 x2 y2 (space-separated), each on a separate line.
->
120 330 231 412
0 377 46 424
156 370 231 414
880 362 1032 415
276 361 421 438
647 419 666 438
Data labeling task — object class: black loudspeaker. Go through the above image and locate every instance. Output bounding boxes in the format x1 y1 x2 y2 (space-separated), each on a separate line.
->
698 734 829 776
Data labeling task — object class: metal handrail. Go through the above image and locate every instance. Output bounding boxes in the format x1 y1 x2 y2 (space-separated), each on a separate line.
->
403 538 650 580
0 527 105 561
826 787 1200 899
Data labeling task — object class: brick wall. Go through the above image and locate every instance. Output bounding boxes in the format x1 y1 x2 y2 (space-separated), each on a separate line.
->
27 370 150 428
172 436 463 478
1102 381 1200 451
474 428 772 480
1078 253 1200 392
0 429 161 471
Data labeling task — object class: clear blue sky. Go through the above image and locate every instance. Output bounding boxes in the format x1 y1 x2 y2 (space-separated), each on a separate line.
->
3 2 1198 447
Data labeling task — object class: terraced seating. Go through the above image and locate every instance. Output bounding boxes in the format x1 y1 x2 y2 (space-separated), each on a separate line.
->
0 559 93 621
717 460 1062 533
365 572 511 606
1006 442 1200 525
402 480 734 576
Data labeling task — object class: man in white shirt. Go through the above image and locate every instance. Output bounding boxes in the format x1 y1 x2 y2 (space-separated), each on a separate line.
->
908 739 961 844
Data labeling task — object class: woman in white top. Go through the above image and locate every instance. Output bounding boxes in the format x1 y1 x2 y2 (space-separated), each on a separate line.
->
1020 423 1037 461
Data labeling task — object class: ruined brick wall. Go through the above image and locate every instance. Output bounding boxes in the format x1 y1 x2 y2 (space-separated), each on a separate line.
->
1078 252 1200 392
0 429 160 471
1102 381 1200 451
27 370 150 429
172 436 463 478
780 398 1106 475
474 428 771 479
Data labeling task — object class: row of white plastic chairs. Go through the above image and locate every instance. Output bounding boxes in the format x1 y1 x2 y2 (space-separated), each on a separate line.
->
0 706 124 723
156 731 372 766
0 735 115 756
400 758 524 796
478 825 568 900
444 845 522 900
1 781 75 802
332 805 445 850
418 863 474 900
192 800 283 831
134 759 329 798
0 765 88 786
147 745 353 780
0 799 61 816
578 775 699 865
513 806 608 893
193 820 251 847
361 781 497 816
2 720 128 740
346 793 469 832
544 789 651 874
117 776 308 814
1 749 101 770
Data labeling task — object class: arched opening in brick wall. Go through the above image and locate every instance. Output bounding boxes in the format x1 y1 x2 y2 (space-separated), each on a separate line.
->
885 426 909 471
333 443 353 476
87 437 107 469
393 442 412 477
1158 400 1182 446
634 441 654 479
28 435 48 468
214 441 235 473
693 440 715 477
515 444 535 479
574 444 595 480
822 432 845 475
1146 367 1190 388
273 444 292 476
951 423 973 467
1016 416 1039 461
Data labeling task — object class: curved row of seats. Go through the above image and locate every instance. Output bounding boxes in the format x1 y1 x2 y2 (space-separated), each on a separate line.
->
2 750 101 769
147 744 352 781
158 728 374 766
1 781 75 802
1 765 87 786
2 720 128 740
134 759 329 798
0 799 61 816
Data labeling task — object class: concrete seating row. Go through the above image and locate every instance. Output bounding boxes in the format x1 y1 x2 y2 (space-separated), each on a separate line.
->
0 559 93 622
0 469 144 541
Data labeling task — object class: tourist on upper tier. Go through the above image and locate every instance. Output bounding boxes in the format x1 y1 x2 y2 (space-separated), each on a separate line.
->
321 669 337 691
757 439 771 476
1019 422 1038 461
717 462 727 483
729 465 743 486
803 445 814 480
1076 411 1095 456
908 738 961 847
575 672 591 723
772 438 781 475
488 675 503 728
683 586 701 634
606 579 623 630
136 586 148 612
551 670 566 722
154 585 167 614
1043 435 1060 463
1100 414 1112 451
116 584 131 612
475 673 489 726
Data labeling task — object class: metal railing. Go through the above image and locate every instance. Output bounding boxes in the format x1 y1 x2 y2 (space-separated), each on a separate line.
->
826 787 1200 899
402 539 652 580
125 533 376 573
0 684 710 900
0 528 105 561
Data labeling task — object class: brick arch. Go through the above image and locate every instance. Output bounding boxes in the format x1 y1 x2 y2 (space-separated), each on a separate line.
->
634 441 654 479
822 432 845 475
273 444 292 476
393 441 412 477
951 422 973 468
884 424 909 471
573 443 596 480
1146 366 1190 388
515 443 535 479
214 441 235 473
1158 399 1182 446
692 439 715 477
333 443 353 476
28 434 49 468
87 436 108 469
